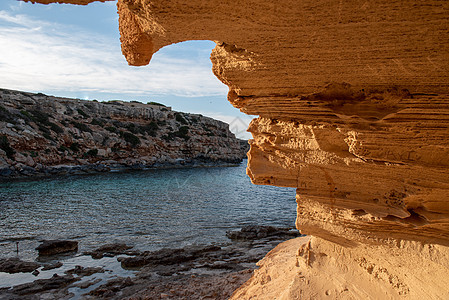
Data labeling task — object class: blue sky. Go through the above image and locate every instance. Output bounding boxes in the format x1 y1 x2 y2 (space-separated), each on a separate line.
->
0 0 252 139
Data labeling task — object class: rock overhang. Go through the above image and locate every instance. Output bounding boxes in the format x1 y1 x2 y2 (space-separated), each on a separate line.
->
16 0 449 297
20 0 449 247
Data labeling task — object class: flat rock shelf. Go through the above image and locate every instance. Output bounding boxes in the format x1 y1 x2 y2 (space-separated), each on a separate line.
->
0 226 300 299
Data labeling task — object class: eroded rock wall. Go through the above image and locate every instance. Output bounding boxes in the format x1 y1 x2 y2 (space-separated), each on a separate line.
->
20 0 449 298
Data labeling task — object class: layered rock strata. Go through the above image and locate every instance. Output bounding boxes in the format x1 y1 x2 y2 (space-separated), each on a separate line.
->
19 0 449 298
0 89 246 178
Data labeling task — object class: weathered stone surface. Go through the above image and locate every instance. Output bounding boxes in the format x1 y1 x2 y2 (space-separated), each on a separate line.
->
36 240 78 256
85 243 134 259
87 277 134 298
0 258 40 274
226 225 299 241
10 274 77 296
89 237 285 299
118 245 222 269
17 0 449 298
65 265 105 276
113 271 252 300
41 261 63 271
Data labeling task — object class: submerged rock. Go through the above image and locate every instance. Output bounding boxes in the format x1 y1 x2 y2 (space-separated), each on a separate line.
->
73 278 102 289
36 240 78 256
65 265 105 276
87 277 134 298
118 245 221 269
11 274 77 295
41 261 63 271
0 258 40 274
85 243 134 259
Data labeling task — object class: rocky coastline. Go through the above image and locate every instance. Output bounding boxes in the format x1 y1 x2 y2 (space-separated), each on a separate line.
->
0 226 300 300
0 88 248 180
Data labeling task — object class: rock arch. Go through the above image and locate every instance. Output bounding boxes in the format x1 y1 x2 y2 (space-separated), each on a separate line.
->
21 0 449 298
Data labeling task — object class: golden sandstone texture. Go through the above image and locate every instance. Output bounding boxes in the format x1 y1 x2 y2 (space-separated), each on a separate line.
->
23 0 449 299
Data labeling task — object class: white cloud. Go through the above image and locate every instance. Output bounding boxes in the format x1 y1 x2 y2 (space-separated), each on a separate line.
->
0 11 227 98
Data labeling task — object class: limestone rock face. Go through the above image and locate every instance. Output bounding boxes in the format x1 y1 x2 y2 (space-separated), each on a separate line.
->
0 89 246 178
19 0 449 298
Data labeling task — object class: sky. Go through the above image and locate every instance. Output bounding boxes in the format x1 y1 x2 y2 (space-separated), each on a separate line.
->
0 0 253 139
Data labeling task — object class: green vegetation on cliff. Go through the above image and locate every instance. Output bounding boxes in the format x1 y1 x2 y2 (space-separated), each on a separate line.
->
0 88 247 178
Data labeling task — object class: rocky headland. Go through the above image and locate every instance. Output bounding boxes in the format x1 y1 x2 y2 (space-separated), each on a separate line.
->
0 88 248 179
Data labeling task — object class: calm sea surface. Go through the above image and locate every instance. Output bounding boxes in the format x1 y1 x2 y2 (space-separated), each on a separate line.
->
0 161 296 260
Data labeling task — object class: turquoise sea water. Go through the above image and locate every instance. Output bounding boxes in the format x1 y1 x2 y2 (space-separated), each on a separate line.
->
0 161 296 260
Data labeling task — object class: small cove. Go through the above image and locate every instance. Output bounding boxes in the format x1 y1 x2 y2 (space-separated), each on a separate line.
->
0 160 297 296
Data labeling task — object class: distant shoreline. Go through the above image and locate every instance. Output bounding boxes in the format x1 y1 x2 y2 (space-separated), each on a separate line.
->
0 157 245 182
1 88 249 182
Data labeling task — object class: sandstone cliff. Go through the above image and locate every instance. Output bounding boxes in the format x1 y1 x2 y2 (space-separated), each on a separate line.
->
18 0 449 299
0 88 246 178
